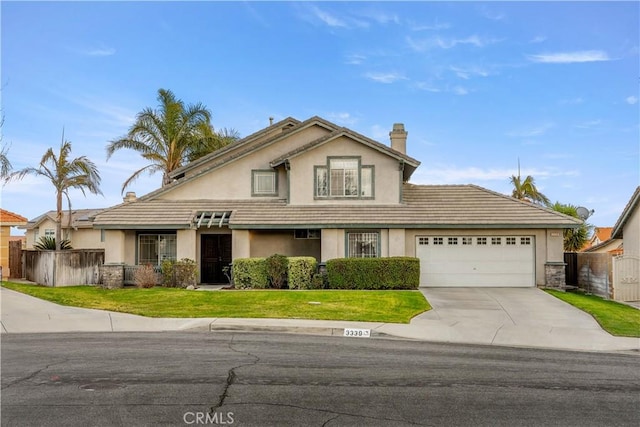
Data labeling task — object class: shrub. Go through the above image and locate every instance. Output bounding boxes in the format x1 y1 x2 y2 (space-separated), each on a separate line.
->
161 259 175 287
265 254 288 289
326 257 420 290
134 264 158 288
310 273 327 289
287 257 317 289
232 258 268 289
161 259 198 288
34 236 72 250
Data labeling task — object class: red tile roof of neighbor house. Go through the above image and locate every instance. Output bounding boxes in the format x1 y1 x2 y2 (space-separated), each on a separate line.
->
0 209 28 225
593 227 613 242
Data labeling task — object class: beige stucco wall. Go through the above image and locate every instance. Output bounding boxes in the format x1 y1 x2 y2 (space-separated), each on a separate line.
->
288 135 402 205
232 229 250 260
104 230 126 264
162 125 330 201
248 230 321 259
25 217 103 250
321 229 344 261
404 228 556 287
177 229 197 260
388 229 405 257
623 207 640 256
1 226 10 278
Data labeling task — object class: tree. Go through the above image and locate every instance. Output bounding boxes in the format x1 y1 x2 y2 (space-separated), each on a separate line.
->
509 164 550 205
0 115 11 181
10 137 102 251
106 88 237 193
549 202 593 252
186 125 240 163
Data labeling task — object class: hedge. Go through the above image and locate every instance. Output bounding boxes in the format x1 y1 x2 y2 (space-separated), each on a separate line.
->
232 258 268 289
326 257 420 290
287 257 317 289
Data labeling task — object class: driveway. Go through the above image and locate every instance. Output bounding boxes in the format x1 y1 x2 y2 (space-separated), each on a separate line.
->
378 287 640 351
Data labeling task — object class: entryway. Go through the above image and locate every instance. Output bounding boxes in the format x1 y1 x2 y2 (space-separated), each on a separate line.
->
200 235 232 284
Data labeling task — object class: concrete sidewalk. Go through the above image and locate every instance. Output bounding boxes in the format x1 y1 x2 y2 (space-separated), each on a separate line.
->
1 286 638 353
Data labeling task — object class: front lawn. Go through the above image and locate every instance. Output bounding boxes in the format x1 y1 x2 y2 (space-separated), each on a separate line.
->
1 282 430 324
545 290 640 337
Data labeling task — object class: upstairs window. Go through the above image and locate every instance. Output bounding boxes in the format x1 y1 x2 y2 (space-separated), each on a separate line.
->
315 157 374 198
252 170 277 196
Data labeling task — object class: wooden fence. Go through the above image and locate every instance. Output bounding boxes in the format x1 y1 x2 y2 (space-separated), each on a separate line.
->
24 250 104 287
8 240 23 278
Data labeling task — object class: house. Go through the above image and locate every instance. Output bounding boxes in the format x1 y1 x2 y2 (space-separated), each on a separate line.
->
610 186 640 301
22 209 105 250
581 227 622 255
0 209 28 279
583 227 613 249
93 116 581 287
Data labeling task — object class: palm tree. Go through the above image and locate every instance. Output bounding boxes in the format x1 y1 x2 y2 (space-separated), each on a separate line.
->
0 143 11 182
509 162 550 205
107 88 235 193
549 202 592 252
186 125 240 163
10 137 102 251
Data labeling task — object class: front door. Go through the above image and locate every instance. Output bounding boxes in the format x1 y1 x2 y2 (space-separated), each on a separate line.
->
201 234 232 284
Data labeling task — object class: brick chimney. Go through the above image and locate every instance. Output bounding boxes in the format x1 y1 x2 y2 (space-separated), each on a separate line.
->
123 192 137 203
389 123 407 155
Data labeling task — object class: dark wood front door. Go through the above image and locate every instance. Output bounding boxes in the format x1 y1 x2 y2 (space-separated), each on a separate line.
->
201 234 232 284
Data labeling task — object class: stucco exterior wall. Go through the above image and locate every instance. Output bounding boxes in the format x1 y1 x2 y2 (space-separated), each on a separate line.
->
288 136 402 205
623 207 640 256
248 230 321 259
0 226 10 278
25 217 103 249
162 125 330 201
404 228 552 287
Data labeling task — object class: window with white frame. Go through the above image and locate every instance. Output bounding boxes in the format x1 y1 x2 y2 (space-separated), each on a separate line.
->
252 170 277 196
138 234 177 265
44 229 55 238
347 232 379 258
315 157 373 198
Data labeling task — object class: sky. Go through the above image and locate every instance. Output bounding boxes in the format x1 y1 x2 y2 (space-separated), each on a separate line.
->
1 1 638 235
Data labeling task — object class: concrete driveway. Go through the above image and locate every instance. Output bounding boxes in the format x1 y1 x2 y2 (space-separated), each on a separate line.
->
378 287 640 351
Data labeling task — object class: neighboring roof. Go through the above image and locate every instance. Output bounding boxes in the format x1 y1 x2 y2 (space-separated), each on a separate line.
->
23 209 105 230
93 184 582 230
269 127 420 181
592 227 613 243
0 209 28 225
612 186 640 239
583 238 623 254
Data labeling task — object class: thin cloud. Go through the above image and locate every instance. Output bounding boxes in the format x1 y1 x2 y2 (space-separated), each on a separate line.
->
530 35 547 44
479 6 506 21
345 54 366 65
626 96 638 105
364 72 407 84
452 86 469 96
559 97 584 105
527 50 611 63
309 5 349 28
413 165 579 185
450 65 490 79
79 47 115 57
407 35 500 52
326 112 358 126
507 122 554 138
409 20 451 31
414 82 442 93
575 119 603 129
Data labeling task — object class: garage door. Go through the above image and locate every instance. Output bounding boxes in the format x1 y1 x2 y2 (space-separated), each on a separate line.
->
416 236 535 287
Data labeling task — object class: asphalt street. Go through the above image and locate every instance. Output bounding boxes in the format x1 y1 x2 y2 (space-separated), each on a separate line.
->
2 332 639 426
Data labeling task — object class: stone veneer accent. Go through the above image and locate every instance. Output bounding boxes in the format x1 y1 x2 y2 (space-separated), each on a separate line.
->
544 262 566 289
100 263 124 289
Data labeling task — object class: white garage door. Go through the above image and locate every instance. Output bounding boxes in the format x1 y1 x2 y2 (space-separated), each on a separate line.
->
416 236 535 287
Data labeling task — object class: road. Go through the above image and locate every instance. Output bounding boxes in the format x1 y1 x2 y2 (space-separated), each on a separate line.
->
2 332 639 426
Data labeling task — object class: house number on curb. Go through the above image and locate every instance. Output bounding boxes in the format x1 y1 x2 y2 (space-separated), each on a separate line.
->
343 328 371 338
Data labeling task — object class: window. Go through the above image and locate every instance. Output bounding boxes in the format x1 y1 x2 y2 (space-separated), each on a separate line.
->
252 170 277 196
521 237 532 245
294 229 320 239
477 237 487 245
44 229 55 238
491 237 502 245
418 237 429 245
462 237 473 245
34 228 39 242
506 237 516 245
100 229 105 243
448 237 458 245
347 232 379 258
433 237 444 245
315 157 374 198
138 234 177 265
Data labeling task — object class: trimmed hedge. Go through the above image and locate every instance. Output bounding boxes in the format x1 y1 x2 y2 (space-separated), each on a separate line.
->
326 257 420 290
287 257 317 289
232 258 268 289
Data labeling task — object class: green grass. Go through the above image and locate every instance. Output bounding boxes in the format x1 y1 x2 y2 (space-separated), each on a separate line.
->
1 282 430 323
545 290 640 337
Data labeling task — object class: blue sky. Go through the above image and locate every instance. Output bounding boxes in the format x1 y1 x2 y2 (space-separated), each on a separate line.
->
1 1 638 233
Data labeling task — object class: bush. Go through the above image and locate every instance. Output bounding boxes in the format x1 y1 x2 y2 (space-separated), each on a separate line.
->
135 264 158 288
161 259 198 288
287 257 317 289
310 273 327 289
232 258 268 289
265 254 288 289
34 236 72 250
326 257 420 290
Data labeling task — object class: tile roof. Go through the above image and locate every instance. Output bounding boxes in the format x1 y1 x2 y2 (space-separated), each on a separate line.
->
93 184 581 229
23 209 105 229
0 209 28 225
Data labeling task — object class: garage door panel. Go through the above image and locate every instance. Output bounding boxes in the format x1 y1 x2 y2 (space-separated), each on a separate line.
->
417 235 535 287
